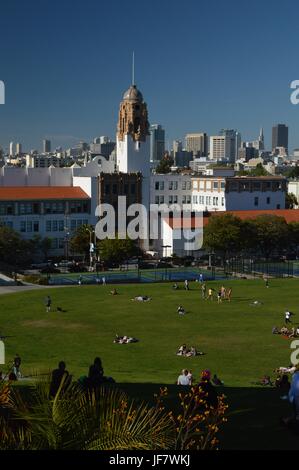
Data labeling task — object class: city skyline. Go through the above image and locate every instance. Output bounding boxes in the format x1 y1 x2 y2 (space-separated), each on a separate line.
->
1 0 299 151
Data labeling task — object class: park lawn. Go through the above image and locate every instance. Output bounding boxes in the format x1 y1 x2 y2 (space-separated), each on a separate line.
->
1 278 299 450
0 278 296 385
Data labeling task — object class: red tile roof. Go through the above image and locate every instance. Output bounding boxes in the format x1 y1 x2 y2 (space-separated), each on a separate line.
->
0 186 90 200
166 210 299 229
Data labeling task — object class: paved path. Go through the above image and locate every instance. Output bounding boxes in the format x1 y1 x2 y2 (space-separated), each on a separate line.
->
0 284 67 295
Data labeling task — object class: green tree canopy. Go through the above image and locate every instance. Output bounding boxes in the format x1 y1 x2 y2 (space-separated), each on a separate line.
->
203 213 245 260
99 236 141 265
247 215 289 258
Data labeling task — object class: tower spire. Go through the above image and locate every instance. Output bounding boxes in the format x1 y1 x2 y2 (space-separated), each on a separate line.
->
132 51 135 86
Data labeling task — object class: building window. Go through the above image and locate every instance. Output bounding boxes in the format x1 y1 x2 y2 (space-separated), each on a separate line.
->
71 220 77 231
58 238 65 249
277 204 280 209
169 196 173 204
173 195 177 204
173 181 178 190
221 182 226 190
187 182 191 190
33 221 39 232
169 181 173 190
182 195 187 204
193 181 198 189
20 221 26 232
193 195 198 204
266 197 270 204
159 196 165 204
46 221 51 232
155 182 159 190
45 203 51 214
186 195 191 204
182 181 186 190
206 181 212 190
221 197 225 206
26 221 32 232
59 220 64 231
213 181 218 190
160 181 164 190
155 196 159 204
52 221 58 232
51 238 58 249
254 197 259 206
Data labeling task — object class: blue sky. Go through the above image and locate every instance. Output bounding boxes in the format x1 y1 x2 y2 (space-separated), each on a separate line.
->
0 0 299 152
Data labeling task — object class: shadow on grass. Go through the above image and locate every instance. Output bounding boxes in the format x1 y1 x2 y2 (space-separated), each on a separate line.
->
15 381 299 450
116 383 299 450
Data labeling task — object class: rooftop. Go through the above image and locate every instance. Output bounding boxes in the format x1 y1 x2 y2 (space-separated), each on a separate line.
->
0 186 90 200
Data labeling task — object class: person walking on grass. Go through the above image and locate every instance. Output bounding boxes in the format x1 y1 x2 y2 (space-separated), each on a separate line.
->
208 287 214 301
226 287 232 302
285 310 293 325
45 295 52 313
184 279 189 291
201 283 206 299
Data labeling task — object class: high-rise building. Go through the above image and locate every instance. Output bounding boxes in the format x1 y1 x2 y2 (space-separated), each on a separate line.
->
43 139 51 153
219 129 241 162
185 133 208 157
9 142 14 157
150 124 165 162
210 136 226 160
172 140 183 154
16 143 22 155
272 124 288 152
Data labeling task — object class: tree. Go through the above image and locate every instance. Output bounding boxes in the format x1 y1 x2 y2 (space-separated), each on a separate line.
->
248 215 289 258
285 192 298 209
286 166 299 179
0 225 34 268
69 224 95 260
155 155 174 174
99 236 140 266
203 214 245 263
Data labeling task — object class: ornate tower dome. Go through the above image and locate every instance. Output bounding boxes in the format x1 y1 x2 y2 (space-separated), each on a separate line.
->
122 85 143 102
117 83 149 142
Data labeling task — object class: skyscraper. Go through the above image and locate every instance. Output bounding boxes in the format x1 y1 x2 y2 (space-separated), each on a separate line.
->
150 124 165 161
272 124 288 152
16 143 22 155
219 129 241 162
9 142 14 157
185 133 208 157
43 139 51 153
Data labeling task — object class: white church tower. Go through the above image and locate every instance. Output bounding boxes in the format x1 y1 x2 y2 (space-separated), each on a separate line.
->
116 82 151 212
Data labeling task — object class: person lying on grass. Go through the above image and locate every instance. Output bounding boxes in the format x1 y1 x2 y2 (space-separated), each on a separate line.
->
131 295 152 302
113 334 138 344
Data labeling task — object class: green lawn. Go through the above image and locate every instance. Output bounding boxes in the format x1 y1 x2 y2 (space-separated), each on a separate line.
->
1 279 299 449
1 279 297 385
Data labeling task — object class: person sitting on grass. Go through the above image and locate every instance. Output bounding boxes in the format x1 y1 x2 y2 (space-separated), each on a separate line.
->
275 374 291 399
177 305 185 315
49 361 71 398
177 344 188 356
212 374 224 386
177 369 191 386
110 288 118 295
197 369 218 408
172 283 179 290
